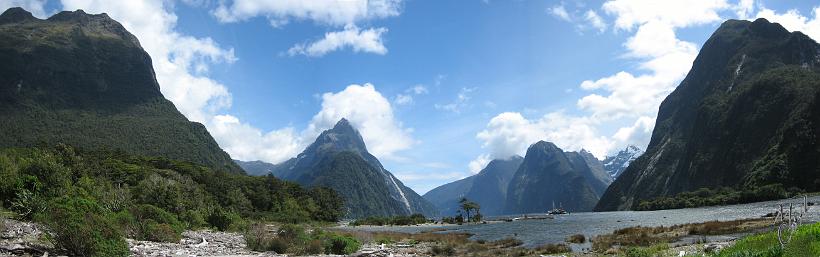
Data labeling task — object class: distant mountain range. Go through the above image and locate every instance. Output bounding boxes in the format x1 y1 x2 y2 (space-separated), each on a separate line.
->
425 141 614 216
505 141 612 213
0 7 242 173
423 156 522 217
602 145 643 179
596 18 820 211
238 119 437 218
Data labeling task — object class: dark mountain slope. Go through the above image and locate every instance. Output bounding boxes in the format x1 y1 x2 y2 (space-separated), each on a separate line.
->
269 119 437 218
596 18 820 211
463 156 524 216
504 142 607 213
0 8 242 173
422 176 475 217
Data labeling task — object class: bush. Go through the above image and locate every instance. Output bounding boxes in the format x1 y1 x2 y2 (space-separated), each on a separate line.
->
429 244 456 256
207 208 246 232
37 197 129 257
130 204 184 242
327 234 361 254
245 223 277 252
566 234 586 243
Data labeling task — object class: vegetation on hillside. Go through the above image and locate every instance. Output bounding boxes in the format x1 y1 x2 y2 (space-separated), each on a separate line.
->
636 185 796 211
0 144 345 256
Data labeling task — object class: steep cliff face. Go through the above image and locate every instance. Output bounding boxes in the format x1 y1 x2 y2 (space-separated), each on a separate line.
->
0 8 242 173
596 18 820 211
504 142 609 213
270 119 438 218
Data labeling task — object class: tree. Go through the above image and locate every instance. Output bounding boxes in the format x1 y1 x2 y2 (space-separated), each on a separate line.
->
459 198 481 223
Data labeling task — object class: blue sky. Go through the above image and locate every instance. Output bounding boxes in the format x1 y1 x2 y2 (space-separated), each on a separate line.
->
6 0 820 194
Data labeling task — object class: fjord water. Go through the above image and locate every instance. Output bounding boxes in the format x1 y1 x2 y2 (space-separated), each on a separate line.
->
344 196 820 249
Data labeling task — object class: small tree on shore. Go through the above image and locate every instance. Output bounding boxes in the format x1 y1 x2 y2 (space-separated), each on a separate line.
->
459 198 481 222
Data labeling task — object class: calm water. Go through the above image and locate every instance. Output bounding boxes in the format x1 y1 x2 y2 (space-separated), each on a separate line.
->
340 196 820 250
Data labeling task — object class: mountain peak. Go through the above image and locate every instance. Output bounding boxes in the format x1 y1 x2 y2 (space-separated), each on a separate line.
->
307 118 368 155
44 9 141 47
0 7 36 24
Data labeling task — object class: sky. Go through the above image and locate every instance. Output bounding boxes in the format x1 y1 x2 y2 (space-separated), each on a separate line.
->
3 0 820 194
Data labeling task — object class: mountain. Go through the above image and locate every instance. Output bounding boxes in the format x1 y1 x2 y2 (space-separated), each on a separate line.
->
420 175 475 217
422 156 523 217
0 8 242 173
462 156 524 216
602 145 643 179
235 160 279 176
596 18 820 211
268 118 437 218
505 141 612 213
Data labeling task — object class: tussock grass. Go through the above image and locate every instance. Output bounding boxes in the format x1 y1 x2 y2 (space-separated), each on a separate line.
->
592 218 772 252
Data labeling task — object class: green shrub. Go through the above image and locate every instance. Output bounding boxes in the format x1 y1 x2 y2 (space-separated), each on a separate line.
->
179 209 207 229
115 204 183 242
207 208 245 232
327 234 361 254
37 197 129 257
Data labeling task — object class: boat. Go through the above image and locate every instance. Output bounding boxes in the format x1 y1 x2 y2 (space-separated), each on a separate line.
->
547 201 568 215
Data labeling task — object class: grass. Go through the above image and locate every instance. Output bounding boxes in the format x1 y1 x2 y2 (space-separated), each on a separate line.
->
592 218 772 252
339 229 570 256
714 222 820 257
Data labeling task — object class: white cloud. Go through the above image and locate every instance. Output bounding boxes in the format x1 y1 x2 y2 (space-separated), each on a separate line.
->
306 83 414 160
212 0 402 26
409 84 429 94
612 116 655 147
209 115 303 163
1 0 47 18
548 4 607 33
549 4 571 21
434 87 476 114
393 84 428 106
475 112 613 160
394 94 413 105
60 0 237 124
602 0 730 30
468 154 491 173
755 6 820 41
584 10 607 32
735 0 755 19
287 25 388 57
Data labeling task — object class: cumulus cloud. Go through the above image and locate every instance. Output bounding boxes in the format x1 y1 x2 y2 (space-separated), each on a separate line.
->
213 0 401 56
468 154 491 173
1 0 47 18
287 25 388 57
755 6 820 41
208 115 303 163
305 83 415 160
475 112 613 160
212 0 401 26
602 0 729 30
